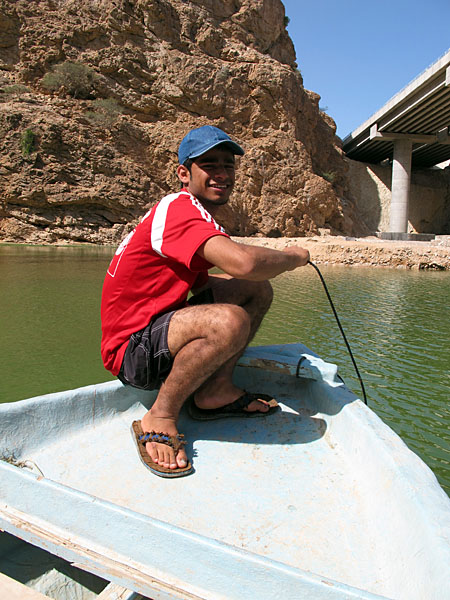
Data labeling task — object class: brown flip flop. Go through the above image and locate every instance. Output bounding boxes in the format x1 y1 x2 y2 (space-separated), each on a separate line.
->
131 421 194 478
187 392 279 421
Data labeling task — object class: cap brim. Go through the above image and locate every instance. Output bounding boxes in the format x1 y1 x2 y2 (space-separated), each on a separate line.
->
190 140 245 159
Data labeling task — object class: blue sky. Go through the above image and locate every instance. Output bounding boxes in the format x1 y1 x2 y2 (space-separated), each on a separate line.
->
281 0 450 139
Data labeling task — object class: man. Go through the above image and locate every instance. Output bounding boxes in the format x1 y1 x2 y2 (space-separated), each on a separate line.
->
101 125 310 478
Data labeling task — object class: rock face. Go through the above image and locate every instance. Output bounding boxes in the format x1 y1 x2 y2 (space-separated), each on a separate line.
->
0 0 363 244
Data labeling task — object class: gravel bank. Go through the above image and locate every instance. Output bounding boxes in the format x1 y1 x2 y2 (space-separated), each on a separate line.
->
233 235 450 270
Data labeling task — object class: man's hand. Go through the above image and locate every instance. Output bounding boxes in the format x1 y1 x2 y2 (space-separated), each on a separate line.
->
282 246 310 269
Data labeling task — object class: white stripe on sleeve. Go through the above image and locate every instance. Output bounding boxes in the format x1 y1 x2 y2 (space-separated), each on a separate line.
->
150 192 180 257
190 195 226 232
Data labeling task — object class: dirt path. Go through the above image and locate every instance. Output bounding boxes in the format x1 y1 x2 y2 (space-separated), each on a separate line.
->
233 235 450 270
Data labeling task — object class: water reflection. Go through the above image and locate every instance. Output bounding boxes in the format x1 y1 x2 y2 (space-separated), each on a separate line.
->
0 244 116 402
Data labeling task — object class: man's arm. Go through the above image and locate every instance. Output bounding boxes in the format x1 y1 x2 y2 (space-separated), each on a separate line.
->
197 235 310 281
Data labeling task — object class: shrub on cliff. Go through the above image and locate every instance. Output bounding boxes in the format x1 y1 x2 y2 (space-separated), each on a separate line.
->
1 84 31 97
85 98 124 127
20 129 36 156
42 62 98 99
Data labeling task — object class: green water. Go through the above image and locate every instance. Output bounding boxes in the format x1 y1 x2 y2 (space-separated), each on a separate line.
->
1 244 449 495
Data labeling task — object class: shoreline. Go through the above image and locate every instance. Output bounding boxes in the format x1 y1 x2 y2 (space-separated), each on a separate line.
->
2 234 450 270
232 235 450 270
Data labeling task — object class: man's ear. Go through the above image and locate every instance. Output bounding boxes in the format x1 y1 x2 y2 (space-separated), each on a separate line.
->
177 164 190 185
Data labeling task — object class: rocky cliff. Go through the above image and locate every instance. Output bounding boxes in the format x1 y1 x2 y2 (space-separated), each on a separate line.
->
0 0 363 244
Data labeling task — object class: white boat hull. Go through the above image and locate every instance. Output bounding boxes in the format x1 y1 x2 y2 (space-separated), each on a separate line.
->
1 344 449 599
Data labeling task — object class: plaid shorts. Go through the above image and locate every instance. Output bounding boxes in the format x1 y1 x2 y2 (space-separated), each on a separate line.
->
117 287 214 390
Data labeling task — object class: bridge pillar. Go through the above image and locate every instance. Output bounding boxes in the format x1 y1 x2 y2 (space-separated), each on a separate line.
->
389 139 412 233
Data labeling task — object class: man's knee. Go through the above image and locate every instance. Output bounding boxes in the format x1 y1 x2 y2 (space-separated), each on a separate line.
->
214 304 251 347
245 279 273 314
209 275 273 309
258 279 274 307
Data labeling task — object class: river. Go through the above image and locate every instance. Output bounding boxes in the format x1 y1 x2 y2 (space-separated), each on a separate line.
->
1 244 449 495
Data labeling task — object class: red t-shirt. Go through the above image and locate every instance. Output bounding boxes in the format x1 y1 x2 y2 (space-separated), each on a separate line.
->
101 189 229 375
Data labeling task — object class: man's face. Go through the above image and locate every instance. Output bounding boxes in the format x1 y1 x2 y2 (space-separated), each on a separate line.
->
177 146 236 208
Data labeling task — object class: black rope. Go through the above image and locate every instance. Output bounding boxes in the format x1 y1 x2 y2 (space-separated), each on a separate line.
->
308 260 368 406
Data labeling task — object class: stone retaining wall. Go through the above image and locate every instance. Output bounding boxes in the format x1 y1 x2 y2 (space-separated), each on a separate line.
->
346 159 450 235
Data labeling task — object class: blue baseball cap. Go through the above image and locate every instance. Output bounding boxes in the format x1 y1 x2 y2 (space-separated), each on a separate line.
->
178 125 244 165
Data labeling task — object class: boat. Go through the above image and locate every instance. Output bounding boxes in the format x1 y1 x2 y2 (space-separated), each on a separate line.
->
1 343 449 600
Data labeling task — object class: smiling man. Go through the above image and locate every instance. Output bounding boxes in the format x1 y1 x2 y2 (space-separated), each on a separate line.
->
101 125 310 478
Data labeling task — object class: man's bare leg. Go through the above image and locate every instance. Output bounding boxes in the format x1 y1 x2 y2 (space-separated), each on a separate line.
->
141 278 273 471
141 302 252 470
193 276 273 411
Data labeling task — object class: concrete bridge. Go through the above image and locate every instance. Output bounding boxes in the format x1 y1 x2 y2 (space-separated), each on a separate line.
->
342 50 450 238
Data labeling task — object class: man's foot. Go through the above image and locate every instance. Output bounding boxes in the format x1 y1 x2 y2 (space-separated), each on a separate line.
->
194 382 273 414
141 412 188 470
188 383 279 421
